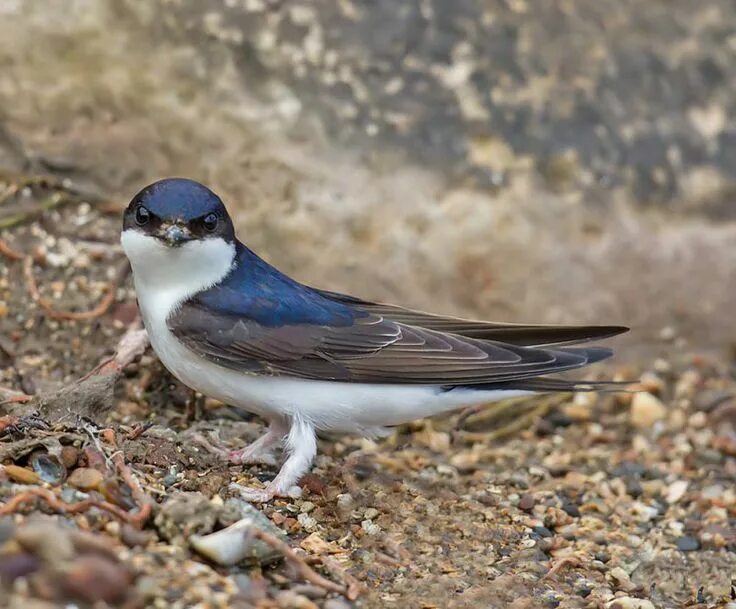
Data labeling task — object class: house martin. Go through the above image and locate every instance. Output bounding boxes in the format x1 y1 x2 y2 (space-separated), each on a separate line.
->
121 178 627 502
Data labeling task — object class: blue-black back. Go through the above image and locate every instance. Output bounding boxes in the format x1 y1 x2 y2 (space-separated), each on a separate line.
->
191 243 360 328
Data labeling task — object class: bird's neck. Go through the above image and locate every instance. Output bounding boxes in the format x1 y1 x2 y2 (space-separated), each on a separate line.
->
121 230 236 324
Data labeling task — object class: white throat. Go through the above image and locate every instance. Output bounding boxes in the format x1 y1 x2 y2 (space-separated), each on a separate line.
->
121 229 236 325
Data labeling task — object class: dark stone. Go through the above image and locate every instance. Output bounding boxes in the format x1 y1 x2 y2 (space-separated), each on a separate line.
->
0 552 40 583
594 551 611 563
518 493 535 512
626 478 643 498
532 526 554 538
575 583 592 597
611 462 646 477
676 536 701 552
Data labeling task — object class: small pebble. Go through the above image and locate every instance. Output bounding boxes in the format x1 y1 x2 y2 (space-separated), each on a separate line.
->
625 477 643 498
518 493 535 511
15 522 75 565
3 464 41 485
336 493 354 511
67 467 104 491
60 446 81 469
361 519 381 535
630 392 667 429
575 582 592 597
595 551 611 563
297 513 317 531
0 552 40 582
608 566 632 588
676 536 700 552
665 480 689 504
62 555 132 604
300 532 331 555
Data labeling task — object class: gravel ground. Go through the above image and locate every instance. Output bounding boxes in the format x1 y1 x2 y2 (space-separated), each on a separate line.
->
1 178 736 608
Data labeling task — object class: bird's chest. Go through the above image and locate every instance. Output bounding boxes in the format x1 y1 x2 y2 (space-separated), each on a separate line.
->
139 303 191 381
135 290 275 415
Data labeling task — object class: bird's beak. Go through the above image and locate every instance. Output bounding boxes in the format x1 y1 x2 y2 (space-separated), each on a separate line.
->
157 224 193 247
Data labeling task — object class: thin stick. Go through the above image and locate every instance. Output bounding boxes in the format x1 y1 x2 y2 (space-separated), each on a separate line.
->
0 387 32 405
0 237 23 261
319 555 364 600
250 529 354 597
0 486 145 524
24 256 128 321
111 451 152 527
543 556 581 580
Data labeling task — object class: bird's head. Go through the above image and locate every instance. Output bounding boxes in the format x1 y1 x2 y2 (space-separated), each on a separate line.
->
123 178 235 247
121 178 237 295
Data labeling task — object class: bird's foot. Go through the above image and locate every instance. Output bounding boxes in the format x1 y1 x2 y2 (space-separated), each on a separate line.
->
192 422 285 466
227 445 278 466
229 482 302 503
191 432 231 460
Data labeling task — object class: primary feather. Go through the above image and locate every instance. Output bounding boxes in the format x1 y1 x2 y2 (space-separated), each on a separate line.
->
167 243 626 389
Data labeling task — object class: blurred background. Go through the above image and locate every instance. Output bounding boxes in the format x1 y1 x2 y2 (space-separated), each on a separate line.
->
1 1 734 358
3 4 736 608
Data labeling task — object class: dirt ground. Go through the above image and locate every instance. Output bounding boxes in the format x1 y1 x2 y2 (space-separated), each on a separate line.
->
0 175 736 609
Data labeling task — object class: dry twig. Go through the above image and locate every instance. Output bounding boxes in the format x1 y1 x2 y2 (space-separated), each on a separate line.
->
111 451 152 527
543 556 582 580
0 387 32 406
455 394 568 442
0 237 23 260
23 256 129 322
250 529 359 598
0 486 148 526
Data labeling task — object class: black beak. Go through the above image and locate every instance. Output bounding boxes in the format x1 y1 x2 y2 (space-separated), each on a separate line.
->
158 224 193 247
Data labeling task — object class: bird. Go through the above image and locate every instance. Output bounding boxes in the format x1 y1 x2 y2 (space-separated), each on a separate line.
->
121 177 628 502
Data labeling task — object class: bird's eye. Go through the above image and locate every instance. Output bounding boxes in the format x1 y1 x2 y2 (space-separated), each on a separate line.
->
135 205 151 226
202 213 218 232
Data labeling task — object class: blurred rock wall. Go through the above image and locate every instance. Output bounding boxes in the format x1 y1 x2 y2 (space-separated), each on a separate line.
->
1 0 735 357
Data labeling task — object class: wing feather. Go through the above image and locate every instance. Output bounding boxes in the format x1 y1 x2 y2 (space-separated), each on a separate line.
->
169 298 617 386
312 288 628 346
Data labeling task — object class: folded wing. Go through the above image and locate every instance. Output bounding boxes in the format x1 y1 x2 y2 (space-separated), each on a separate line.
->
169 291 624 386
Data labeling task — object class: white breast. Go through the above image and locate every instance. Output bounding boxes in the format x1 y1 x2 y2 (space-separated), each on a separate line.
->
121 230 529 435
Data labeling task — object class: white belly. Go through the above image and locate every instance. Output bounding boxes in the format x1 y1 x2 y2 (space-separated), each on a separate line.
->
143 310 527 435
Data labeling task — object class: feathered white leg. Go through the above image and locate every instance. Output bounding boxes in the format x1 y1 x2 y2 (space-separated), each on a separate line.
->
231 416 316 503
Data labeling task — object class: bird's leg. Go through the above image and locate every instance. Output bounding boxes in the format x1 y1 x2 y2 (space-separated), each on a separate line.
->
192 419 287 466
228 418 288 465
231 416 316 502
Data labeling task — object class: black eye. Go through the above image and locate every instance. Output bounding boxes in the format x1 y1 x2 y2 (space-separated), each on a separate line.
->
135 205 151 226
202 213 218 232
